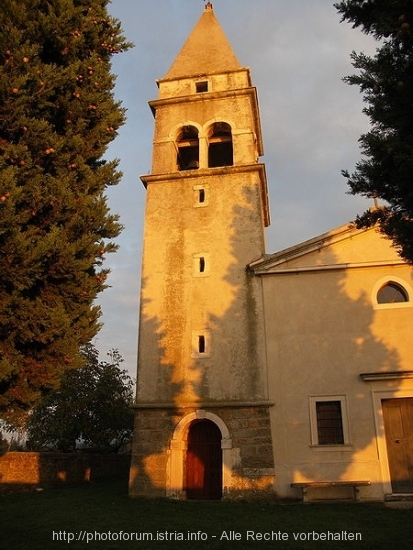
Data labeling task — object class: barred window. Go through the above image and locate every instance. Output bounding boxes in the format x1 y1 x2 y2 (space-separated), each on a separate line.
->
316 401 344 445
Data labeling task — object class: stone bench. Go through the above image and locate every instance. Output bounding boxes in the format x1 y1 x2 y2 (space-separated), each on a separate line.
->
291 481 371 503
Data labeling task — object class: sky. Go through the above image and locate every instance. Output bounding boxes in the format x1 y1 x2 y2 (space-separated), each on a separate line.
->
94 0 378 377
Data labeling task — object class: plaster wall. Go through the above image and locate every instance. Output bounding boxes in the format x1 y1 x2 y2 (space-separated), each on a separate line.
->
158 69 251 99
261 244 413 500
137 167 268 406
150 91 261 174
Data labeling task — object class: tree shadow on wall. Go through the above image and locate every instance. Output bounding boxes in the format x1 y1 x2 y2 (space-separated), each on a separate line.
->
129 179 413 500
263 225 413 501
129 173 276 499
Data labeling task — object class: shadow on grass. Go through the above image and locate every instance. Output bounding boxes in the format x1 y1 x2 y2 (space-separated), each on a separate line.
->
1 477 412 549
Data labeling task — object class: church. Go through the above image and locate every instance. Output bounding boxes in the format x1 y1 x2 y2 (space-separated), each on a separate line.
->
129 3 413 502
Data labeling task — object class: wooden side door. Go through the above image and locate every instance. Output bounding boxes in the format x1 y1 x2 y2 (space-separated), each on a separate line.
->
382 398 413 493
185 420 222 500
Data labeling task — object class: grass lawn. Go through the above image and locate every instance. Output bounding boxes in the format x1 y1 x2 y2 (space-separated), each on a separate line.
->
1 477 412 549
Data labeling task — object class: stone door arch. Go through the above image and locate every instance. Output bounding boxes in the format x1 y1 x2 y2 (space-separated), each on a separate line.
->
166 410 233 499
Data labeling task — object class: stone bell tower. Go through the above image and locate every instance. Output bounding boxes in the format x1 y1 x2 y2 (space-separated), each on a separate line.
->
129 2 275 499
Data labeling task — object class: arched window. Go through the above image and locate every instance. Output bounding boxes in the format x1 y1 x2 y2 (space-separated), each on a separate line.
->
377 282 409 304
176 126 199 171
208 122 233 168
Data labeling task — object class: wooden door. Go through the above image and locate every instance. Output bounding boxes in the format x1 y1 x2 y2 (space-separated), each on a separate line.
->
382 398 413 493
185 420 222 500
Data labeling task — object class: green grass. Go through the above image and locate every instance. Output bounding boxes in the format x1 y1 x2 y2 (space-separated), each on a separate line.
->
1 477 412 549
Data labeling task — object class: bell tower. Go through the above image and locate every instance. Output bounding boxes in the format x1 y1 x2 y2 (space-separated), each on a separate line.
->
129 3 275 499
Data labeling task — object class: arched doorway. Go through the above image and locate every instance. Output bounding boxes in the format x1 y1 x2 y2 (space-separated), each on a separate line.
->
185 419 222 500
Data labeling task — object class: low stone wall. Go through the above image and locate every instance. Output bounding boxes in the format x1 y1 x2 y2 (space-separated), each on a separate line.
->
0 452 130 492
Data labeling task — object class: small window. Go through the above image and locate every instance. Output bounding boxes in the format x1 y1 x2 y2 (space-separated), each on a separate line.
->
198 335 205 354
196 81 208 93
193 185 209 208
316 401 344 445
377 282 408 304
193 253 209 277
192 330 210 357
309 395 349 447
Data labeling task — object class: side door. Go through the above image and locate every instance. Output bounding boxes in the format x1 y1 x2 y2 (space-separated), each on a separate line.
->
382 398 413 493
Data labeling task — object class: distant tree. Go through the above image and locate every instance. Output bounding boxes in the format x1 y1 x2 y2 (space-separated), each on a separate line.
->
26 344 134 453
0 0 132 425
335 0 413 263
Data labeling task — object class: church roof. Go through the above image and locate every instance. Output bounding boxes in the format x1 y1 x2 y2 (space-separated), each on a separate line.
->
250 223 405 274
163 2 242 80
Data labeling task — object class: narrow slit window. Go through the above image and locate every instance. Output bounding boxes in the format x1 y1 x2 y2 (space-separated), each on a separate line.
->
193 253 209 276
192 330 210 357
193 185 209 208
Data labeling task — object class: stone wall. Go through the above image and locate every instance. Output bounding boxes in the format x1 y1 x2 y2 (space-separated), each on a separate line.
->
129 405 275 499
0 452 130 492
129 409 174 498
213 406 274 469
211 406 275 500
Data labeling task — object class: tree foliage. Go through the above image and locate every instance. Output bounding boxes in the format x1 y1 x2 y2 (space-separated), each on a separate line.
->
0 0 132 424
0 431 8 455
26 344 135 453
335 0 413 262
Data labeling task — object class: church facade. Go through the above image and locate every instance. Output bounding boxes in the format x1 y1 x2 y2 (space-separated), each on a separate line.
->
129 3 413 502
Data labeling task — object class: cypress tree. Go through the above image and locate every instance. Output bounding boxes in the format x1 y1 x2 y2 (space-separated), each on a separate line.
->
335 1 413 263
0 0 132 425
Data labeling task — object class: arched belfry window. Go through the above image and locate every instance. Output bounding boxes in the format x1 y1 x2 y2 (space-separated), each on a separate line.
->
208 122 233 168
377 282 409 304
176 126 199 171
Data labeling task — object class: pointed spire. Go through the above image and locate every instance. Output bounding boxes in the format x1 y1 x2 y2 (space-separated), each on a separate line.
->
163 4 241 80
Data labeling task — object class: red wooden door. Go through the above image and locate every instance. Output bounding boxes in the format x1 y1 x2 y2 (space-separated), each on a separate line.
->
185 420 222 500
382 398 413 493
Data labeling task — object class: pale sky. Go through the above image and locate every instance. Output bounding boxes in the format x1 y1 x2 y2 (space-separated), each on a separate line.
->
94 0 377 376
